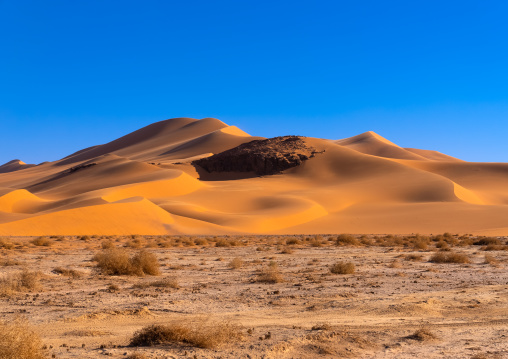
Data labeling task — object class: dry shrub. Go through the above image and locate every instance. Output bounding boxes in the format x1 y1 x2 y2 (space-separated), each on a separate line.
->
311 323 332 331
194 238 208 246
330 261 355 274
404 254 423 261
281 246 294 254
215 239 231 247
335 234 359 246
93 248 160 276
484 254 498 265
228 257 244 269
130 319 243 349
30 237 52 247
0 258 20 266
482 244 508 251
406 327 437 341
0 270 42 296
101 240 115 249
388 260 402 268
0 317 46 359
310 239 323 247
0 238 15 250
413 239 428 250
474 237 501 246
52 267 83 279
286 238 301 245
134 276 179 289
131 250 161 276
126 238 145 249
256 262 284 283
430 252 469 264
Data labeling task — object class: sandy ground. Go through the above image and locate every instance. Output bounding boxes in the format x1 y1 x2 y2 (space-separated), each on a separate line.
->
1 235 507 358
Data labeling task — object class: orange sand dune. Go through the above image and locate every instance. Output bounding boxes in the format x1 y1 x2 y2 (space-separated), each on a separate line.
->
1 117 508 235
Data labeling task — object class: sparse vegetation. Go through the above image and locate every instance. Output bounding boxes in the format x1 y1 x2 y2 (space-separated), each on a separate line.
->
430 252 470 264
93 248 160 276
129 319 243 348
256 262 284 283
53 267 83 278
330 261 355 274
228 257 244 269
406 327 437 341
335 234 359 246
0 237 15 249
0 317 46 359
30 237 52 247
0 270 42 296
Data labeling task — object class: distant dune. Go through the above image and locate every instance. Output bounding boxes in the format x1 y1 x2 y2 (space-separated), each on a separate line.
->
1 117 507 235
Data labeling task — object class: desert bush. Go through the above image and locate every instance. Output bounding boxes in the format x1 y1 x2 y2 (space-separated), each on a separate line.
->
484 254 498 265
93 248 160 276
406 327 437 341
473 237 501 246
228 257 244 269
286 238 301 245
335 234 359 246
101 240 115 249
194 238 208 246
256 262 284 283
430 252 469 264
30 237 52 247
130 319 243 349
0 317 46 359
404 254 423 261
0 238 14 250
126 238 145 249
0 270 41 296
413 239 428 250
52 267 83 279
215 239 231 247
131 250 161 276
134 276 179 289
330 261 355 274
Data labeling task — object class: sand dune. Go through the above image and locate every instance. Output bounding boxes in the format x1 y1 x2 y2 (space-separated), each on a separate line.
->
1 117 508 235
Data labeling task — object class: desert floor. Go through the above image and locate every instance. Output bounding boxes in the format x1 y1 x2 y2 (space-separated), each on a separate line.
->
1 234 507 358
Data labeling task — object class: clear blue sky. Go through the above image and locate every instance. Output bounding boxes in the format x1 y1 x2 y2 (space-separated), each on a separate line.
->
1 0 507 164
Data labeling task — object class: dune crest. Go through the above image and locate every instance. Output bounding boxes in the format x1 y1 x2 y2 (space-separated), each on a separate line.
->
1 117 508 235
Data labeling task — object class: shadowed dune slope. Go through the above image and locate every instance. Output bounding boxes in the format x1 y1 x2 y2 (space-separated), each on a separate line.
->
1 117 508 235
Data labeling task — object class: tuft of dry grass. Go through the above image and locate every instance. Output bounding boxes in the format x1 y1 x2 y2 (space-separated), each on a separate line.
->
30 237 52 247
335 234 359 246
0 317 46 359
404 254 423 261
256 262 284 283
133 276 179 289
406 327 437 341
330 261 355 274
484 254 498 265
0 270 42 296
93 248 160 276
53 267 83 278
430 252 470 264
101 240 115 249
228 257 244 269
129 319 243 349
0 237 15 249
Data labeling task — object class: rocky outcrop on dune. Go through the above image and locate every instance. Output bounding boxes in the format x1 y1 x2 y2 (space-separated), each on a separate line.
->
193 136 323 176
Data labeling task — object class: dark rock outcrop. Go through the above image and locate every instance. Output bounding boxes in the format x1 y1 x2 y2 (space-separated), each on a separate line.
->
193 136 323 176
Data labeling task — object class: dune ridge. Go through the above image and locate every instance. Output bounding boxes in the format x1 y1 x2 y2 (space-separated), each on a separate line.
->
1 117 507 235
